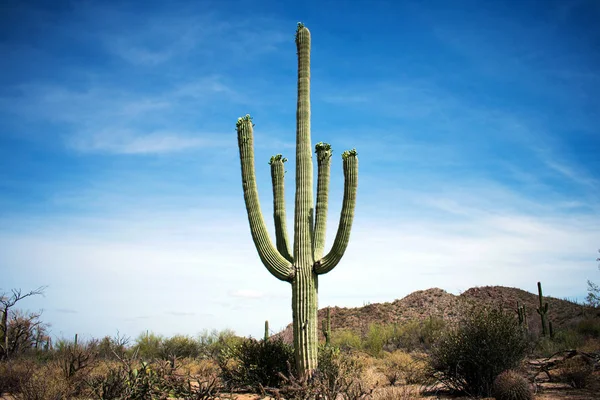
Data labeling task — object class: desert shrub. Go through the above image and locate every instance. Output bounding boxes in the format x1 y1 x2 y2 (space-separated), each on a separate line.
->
362 323 395 358
55 336 99 381
160 334 201 361
277 346 373 400
17 362 71 400
373 385 422 400
132 332 163 360
492 370 532 400
387 317 446 352
577 318 600 338
0 359 35 395
97 334 129 360
556 355 594 389
534 329 584 358
85 357 216 400
218 337 294 390
331 329 362 352
380 350 431 386
430 305 529 397
197 329 244 360
178 357 220 380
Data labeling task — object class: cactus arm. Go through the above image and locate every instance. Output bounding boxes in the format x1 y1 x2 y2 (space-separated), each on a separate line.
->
313 142 332 260
269 155 293 261
237 116 295 282
314 150 358 275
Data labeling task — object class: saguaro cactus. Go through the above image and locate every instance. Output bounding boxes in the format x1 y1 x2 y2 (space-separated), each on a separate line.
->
517 301 528 334
236 23 358 377
264 320 269 342
536 281 549 336
322 307 331 346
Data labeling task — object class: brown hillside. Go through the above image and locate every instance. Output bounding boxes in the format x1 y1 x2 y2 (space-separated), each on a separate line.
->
275 286 599 343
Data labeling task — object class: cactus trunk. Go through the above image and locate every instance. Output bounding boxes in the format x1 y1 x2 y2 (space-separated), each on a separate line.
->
235 23 358 378
292 272 318 372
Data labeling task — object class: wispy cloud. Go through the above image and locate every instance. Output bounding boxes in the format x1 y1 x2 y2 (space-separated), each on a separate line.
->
68 129 228 154
56 308 78 314
231 290 265 299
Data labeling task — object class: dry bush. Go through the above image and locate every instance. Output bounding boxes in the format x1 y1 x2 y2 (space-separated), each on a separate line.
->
556 355 595 389
578 337 600 353
178 357 220 381
0 359 36 395
17 362 71 400
379 351 431 386
372 385 423 400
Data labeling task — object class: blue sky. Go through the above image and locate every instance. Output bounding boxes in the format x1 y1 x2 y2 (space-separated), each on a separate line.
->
1 0 599 342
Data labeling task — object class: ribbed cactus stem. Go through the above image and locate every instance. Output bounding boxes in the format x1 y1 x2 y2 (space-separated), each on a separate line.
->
314 150 358 274
270 155 292 261
235 23 358 378
536 281 549 337
237 116 295 282
314 142 332 260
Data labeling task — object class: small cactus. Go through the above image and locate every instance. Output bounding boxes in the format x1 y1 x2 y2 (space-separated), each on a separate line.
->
516 301 528 333
321 307 331 346
536 281 549 336
492 370 533 400
264 320 270 342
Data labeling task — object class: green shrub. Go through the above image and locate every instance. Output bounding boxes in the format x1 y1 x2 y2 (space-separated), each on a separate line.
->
197 329 244 360
534 329 584 358
577 318 600 338
218 337 294 390
430 305 529 397
492 370 532 400
132 332 164 360
363 323 395 358
160 334 200 360
330 329 362 352
385 317 446 352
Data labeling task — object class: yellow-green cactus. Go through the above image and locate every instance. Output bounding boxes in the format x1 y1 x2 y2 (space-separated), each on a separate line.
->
236 23 358 377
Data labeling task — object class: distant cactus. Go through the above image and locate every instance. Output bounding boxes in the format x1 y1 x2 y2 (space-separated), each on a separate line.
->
492 370 533 400
236 23 358 377
322 307 331 346
264 320 269 342
536 281 549 336
516 301 528 333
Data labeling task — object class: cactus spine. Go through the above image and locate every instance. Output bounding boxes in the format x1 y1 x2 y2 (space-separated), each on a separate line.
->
236 23 358 377
536 281 549 336
322 307 331 346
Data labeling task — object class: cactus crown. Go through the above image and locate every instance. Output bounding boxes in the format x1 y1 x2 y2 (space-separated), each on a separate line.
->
295 22 306 44
236 114 254 129
315 142 332 161
269 154 288 165
341 149 358 160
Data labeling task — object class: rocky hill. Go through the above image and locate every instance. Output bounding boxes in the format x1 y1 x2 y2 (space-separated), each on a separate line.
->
275 286 598 343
